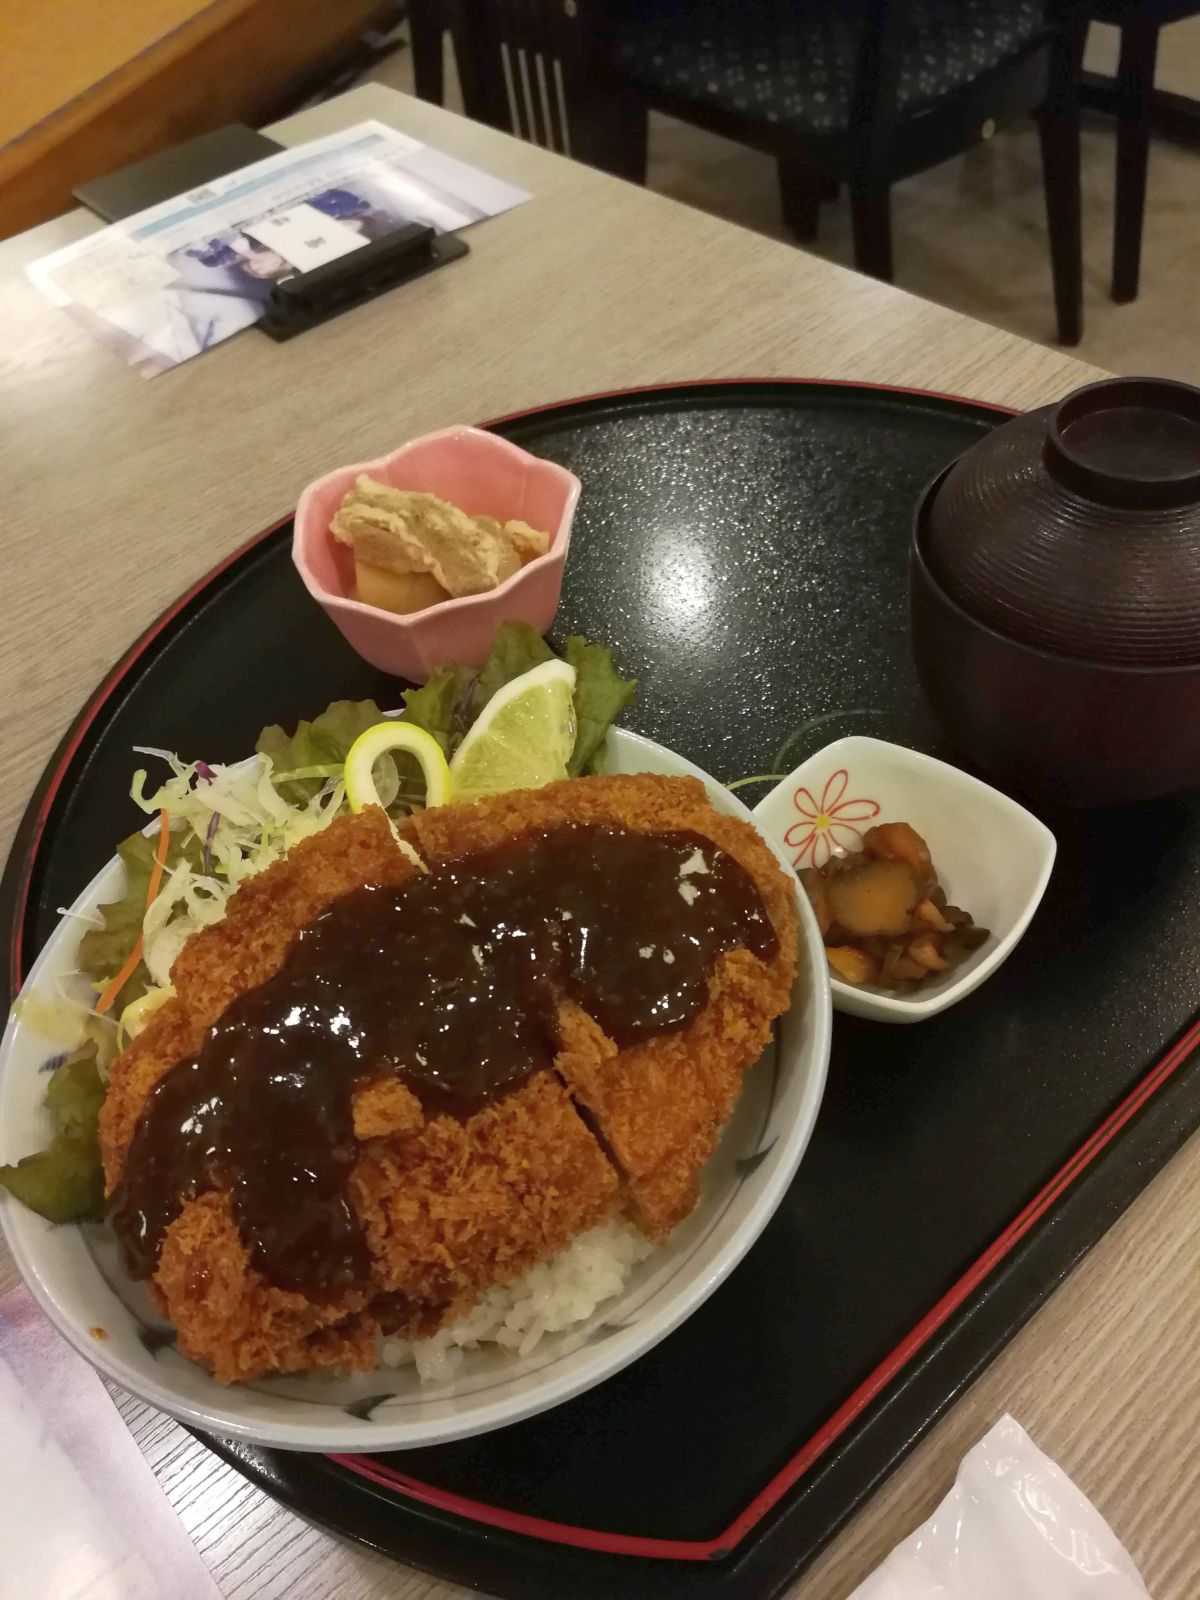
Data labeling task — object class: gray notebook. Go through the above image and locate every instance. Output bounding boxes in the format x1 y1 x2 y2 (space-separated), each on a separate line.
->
73 125 283 222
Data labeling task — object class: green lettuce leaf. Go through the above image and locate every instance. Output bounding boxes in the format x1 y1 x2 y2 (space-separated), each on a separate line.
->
401 665 478 754
564 636 638 775
257 699 383 801
472 622 554 714
78 829 201 1013
407 624 635 770
0 1043 105 1222
401 624 567 762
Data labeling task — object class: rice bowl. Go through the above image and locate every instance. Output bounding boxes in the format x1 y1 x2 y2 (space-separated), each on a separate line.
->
0 729 831 1450
384 1216 655 1383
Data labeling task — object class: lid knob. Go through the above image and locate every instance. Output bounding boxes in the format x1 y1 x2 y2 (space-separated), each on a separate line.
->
1044 377 1200 508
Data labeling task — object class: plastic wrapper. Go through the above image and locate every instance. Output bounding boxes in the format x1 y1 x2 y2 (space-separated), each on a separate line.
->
851 1415 1151 1600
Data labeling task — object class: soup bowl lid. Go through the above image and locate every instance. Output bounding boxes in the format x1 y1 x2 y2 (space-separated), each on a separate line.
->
925 377 1200 667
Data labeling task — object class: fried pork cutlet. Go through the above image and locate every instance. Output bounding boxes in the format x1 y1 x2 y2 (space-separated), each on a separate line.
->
411 775 798 1235
154 1191 379 1384
100 809 429 1380
100 808 421 1181
152 1067 619 1384
350 1069 621 1331
100 774 797 1383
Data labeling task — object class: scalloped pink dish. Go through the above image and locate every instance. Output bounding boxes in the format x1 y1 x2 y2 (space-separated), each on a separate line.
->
292 426 580 681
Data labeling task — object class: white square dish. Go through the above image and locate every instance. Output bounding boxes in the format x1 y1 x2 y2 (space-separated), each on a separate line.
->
753 737 1056 1023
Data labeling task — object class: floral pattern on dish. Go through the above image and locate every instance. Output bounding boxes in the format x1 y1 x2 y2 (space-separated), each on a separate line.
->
783 770 880 869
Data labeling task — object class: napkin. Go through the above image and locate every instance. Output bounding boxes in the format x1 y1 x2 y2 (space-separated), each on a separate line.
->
0 1285 223 1600
850 1415 1151 1599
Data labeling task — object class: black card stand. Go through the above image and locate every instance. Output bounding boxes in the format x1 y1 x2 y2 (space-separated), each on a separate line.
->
260 224 469 341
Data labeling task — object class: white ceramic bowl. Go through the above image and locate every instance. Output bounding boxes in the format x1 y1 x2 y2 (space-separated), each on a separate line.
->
753 736 1055 1023
0 729 830 1451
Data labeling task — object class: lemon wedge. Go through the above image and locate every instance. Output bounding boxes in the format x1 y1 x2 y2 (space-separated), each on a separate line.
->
448 659 577 803
344 721 452 813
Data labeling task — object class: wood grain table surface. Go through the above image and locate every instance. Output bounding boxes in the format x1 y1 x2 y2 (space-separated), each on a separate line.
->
0 83 1196 1600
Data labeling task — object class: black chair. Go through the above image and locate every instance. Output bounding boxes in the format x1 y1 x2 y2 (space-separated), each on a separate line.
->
409 0 1088 344
1087 1 1200 302
409 0 655 182
409 0 449 105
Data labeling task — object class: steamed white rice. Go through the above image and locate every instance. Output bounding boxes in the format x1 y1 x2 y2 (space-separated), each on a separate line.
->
380 1217 655 1383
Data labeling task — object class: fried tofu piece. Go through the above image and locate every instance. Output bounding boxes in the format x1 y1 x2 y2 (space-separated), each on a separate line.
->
154 1192 377 1384
493 517 550 565
331 478 544 599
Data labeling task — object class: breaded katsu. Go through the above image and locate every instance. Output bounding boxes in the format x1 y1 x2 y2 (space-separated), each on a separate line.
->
102 810 619 1383
409 776 798 1235
101 808 420 1180
100 775 797 1383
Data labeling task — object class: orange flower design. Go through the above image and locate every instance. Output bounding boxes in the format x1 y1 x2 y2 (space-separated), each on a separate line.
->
783 769 880 869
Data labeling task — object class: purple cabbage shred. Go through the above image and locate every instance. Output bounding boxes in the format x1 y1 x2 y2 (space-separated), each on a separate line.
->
202 813 221 874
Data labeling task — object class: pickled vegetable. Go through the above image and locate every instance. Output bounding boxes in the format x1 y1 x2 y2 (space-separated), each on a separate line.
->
800 867 832 937
826 945 879 985
907 933 949 972
806 819 987 992
863 822 934 890
826 858 921 938
914 898 955 934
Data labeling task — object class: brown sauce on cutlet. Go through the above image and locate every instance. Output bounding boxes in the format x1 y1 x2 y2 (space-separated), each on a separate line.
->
112 824 777 1298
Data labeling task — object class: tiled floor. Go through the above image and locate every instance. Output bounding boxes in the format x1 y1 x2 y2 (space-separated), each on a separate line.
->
366 18 1200 383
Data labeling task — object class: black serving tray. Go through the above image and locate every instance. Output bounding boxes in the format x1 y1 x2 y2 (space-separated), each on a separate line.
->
5 382 1199 1600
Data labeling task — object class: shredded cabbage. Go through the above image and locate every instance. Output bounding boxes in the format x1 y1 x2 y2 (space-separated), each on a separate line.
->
38 630 634 1048
128 751 349 992
117 985 175 1050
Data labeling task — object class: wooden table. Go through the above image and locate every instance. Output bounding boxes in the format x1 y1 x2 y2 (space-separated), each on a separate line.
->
0 83 1196 1600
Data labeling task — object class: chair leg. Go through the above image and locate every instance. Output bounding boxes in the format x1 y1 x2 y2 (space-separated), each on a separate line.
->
408 0 446 104
1038 105 1083 346
1112 20 1160 303
571 99 649 183
850 186 893 282
778 158 820 243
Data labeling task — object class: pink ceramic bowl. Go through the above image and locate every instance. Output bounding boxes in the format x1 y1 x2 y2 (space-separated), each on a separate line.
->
292 426 580 681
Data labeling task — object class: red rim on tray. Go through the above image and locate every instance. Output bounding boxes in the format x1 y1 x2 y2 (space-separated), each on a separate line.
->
4 381 1198 1600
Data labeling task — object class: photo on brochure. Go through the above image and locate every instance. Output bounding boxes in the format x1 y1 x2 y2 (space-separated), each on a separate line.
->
27 122 529 376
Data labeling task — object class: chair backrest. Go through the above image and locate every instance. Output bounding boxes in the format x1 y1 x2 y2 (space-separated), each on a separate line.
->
445 0 1087 180
846 1 1086 161
841 0 1086 181
456 0 901 152
446 0 653 179
454 0 591 156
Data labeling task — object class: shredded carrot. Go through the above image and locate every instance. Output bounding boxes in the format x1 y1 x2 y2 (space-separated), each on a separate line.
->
95 810 171 1017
